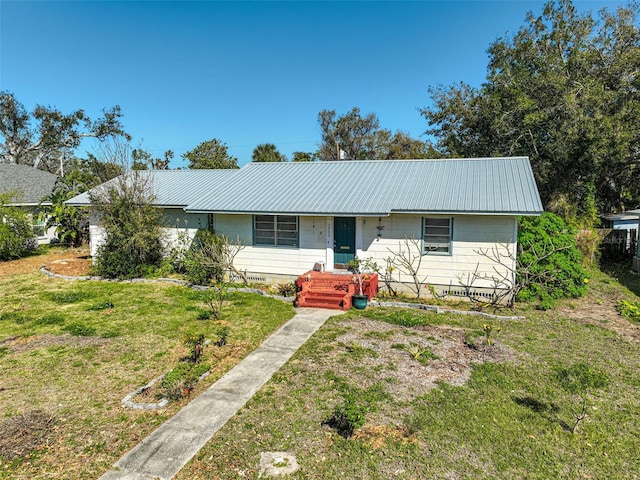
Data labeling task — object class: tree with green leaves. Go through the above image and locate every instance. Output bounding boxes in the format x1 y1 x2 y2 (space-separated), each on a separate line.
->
44 173 90 247
251 143 286 162
89 170 164 279
317 107 430 161
0 91 130 175
421 0 640 220
183 138 238 169
292 151 316 162
317 107 382 160
132 148 173 170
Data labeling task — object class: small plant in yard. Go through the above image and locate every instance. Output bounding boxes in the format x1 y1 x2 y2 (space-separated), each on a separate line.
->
158 361 210 400
276 282 297 297
184 334 205 363
202 284 229 320
617 300 640 323
213 325 230 347
482 323 501 346
323 390 368 438
555 363 608 434
403 343 438 365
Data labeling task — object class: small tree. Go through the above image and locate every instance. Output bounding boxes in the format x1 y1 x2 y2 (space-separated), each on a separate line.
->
555 363 608 434
387 236 429 298
44 176 89 247
0 191 34 260
89 141 164 279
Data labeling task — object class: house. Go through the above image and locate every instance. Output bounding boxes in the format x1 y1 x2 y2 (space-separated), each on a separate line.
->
0 164 59 244
67 157 543 300
600 211 639 259
626 209 640 273
66 169 238 257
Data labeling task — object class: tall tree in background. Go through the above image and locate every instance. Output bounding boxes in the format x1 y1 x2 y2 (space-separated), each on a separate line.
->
183 138 238 169
252 143 286 162
317 107 381 160
292 151 316 162
421 0 640 220
317 107 430 161
0 91 130 175
132 148 173 170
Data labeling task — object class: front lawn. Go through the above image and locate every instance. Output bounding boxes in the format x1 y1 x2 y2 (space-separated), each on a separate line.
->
175 269 640 479
0 271 295 479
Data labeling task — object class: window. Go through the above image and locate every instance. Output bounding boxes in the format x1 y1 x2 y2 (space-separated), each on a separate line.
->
30 214 46 238
423 217 452 254
254 215 298 247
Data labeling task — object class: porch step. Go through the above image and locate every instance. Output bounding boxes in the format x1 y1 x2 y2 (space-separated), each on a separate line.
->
294 270 378 311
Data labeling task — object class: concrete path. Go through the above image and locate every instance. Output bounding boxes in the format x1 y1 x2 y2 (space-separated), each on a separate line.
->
99 307 339 480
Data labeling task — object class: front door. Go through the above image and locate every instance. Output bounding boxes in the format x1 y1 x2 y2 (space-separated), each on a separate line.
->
334 217 356 266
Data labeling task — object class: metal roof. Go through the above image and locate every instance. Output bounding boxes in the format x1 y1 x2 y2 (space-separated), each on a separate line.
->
185 157 543 216
66 169 239 207
0 164 58 206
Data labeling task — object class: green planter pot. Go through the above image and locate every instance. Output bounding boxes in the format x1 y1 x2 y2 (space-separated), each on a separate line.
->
352 294 368 310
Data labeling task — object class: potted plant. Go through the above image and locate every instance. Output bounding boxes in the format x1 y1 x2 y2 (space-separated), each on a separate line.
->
348 258 369 309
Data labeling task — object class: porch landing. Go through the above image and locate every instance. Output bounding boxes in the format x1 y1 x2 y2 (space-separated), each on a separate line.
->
295 270 379 310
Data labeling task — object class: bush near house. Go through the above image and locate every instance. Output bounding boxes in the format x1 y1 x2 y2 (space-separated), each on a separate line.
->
517 212 588 307
0 192 35 260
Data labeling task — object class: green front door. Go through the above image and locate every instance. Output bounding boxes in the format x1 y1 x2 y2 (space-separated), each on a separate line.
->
334 217 356 265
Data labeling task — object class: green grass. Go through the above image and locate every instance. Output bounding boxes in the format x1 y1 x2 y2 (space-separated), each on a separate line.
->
174 267 640 480
0 272 295 479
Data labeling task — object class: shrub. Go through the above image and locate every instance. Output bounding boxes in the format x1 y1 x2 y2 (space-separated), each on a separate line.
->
517 212 588 305
276 282 297 297
555 363 608 434
182 230 226 285
617 300 640 323
0 192 35 260
324 391 367 438
90 171 164 279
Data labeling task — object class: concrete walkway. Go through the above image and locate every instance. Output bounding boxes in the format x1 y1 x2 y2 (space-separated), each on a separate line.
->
100 307 339 480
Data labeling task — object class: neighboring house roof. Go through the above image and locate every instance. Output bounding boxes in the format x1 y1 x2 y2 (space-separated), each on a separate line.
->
66 169 239 207
185 157 543 216
601 211 640 223
0 164 58 206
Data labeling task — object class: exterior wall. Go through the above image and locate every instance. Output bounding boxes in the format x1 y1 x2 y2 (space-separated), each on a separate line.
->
86 208 519 295
360 214 516 295
215 214 327 281
214 213 517 293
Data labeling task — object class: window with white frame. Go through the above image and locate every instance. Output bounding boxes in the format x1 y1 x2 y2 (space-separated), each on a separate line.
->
254 215 298 247
423 217 452 254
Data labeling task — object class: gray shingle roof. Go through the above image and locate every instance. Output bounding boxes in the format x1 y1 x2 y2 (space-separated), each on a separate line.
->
0 164 58 205
185 157 543 216
66 169 239 207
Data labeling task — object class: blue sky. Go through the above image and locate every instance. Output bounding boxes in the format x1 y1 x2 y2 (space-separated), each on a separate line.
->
0 0 628 168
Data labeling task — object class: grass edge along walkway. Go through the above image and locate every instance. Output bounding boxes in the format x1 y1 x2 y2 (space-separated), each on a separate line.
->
99 307 341 480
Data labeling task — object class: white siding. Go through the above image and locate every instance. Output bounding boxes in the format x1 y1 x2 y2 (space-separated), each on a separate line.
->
216 214 327 277
362 214 515 289
161 209 209 251
214 213 516 289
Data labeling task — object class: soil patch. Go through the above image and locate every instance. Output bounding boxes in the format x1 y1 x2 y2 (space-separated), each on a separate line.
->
555 296 640 344
0 410 57 461
0 248 91 278
0 333 109 355
308 318 515 403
